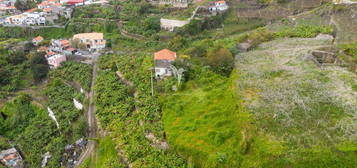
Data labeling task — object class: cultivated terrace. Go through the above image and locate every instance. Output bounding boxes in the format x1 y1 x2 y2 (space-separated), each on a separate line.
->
0 0 356 168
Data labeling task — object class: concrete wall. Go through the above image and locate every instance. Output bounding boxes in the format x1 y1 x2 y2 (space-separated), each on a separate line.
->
149 0 190 8
160 18 189 31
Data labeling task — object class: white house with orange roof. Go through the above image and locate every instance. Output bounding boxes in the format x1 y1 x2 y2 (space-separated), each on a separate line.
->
154 49 177 78
32 36 44 45
208 0 228 12
51 39 70 52
72 32 106 52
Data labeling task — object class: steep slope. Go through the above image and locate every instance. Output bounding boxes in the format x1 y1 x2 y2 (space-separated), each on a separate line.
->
236 37 357 167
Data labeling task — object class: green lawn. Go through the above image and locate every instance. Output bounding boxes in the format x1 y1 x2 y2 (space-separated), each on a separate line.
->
162 69 283 167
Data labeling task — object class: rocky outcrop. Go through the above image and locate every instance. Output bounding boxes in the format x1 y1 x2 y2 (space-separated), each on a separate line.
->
311 50 340 64
236 42 253 52
160 18 190 31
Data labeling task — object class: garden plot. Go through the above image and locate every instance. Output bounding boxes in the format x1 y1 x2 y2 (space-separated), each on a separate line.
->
236 37 357 148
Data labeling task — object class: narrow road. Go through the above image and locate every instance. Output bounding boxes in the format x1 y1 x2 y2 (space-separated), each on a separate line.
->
2 24 65 29
75 54 99 168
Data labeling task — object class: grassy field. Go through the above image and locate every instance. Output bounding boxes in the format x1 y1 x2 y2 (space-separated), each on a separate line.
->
161 68 285 167
81 137 124 168
236 37 357 167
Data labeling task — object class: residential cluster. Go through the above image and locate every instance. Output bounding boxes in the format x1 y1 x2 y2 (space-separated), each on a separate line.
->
33 32 106 69
0 0 108 26
0 0 17 16
0 148 23 168
207 0 229 13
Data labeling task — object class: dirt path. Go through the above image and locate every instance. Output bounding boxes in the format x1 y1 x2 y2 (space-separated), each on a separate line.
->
75 55 99 168
115 70 168 151
116 22 146 40
329 14 341 44
333 0 357 4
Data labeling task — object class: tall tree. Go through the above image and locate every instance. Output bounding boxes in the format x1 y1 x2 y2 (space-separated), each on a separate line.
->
30 52 49 82
15 0 36 11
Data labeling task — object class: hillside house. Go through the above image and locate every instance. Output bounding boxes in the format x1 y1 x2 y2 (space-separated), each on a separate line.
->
32 36 44 45
0 5 17 15
64 0 84 6
72 32 106 52
51 39 70 52
46 53 67 68
5 12 46 25
154 49 177 78
38 1 51 9
208 0 228 12
5 14 24 24
0 148 23 168
63 47 77 55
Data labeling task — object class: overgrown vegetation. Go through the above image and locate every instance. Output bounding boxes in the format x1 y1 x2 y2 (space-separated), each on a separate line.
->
162 68 254 167
119 0 161 36
94 53 186 167
0 77 87 167
0 56 90 167
0 39 49 97
338 42 357 73
80 136 125 168
50 61 93 91
1 0 356 167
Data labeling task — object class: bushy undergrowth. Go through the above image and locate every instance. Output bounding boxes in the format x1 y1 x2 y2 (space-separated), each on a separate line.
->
94 54 186 167
0 76 87 167
50 61 93 91
338 42 357 73
273 25 334 38
73 5 117 19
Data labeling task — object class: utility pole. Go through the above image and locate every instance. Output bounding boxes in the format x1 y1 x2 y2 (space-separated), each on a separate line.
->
150 68 154 97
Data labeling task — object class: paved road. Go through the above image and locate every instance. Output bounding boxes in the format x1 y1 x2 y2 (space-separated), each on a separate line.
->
2 24 65 29
75 54 99 168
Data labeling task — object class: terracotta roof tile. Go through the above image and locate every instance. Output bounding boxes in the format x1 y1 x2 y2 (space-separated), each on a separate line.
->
154 49 176 61
38 46 48 51
43 7 52 12
73 32 104 40
33 36 44 41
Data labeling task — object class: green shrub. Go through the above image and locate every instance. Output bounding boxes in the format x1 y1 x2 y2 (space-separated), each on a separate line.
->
274 25 334 38
339 42 357 59
247 28 274 47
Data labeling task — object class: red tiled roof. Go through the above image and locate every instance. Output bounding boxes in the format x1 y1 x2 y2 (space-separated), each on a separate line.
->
26 8 37 13
66 0 84 4
215 0 226 3
39 1 49 6
43 8 52 12
66 47 76 51
47 51 55 55
154 49 176 61
33 36 44 41
60 40 70 46
38 46 48 51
